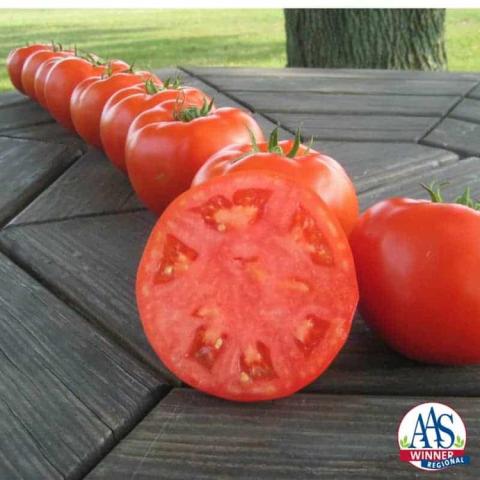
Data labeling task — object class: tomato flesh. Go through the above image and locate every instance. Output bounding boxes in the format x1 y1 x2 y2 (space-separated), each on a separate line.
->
137 171 358 401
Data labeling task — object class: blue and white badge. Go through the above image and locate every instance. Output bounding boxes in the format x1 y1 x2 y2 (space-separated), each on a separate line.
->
398 402 470 471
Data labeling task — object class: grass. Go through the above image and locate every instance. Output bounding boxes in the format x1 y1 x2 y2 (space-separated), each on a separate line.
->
0 9 479 92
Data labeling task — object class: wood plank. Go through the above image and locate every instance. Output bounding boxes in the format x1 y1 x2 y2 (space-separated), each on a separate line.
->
449 97 480 124
2 121 85 148
266 112 437 142
0 101 53 132
228 91 458 116
314 141 458 193
0 90 29 108
252 115 458 190
0 137 80 226
185 72 478 96
4 198 480 397
186 65 480 81
86 389 480 480
154 67 243 108
469 83 480 99
0 211 175 379
309 311 480 396
423 118 480 157
0 251 166 480
358 156 480 211
12 148 143 226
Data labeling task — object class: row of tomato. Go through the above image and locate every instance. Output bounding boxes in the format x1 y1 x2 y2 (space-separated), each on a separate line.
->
7 43 357 225
7 43 480 402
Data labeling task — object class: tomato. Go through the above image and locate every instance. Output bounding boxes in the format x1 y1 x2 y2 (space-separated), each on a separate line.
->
126 101 265 213
137 170 358 401
7 44 51 93
21 48 72 100
70 70 160 148
350 187 480 365
44 57 129 131
100 80 209 172
193 130 359 235
34 56 64 109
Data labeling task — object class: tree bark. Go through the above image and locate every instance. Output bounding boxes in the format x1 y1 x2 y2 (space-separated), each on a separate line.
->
284 9 447 71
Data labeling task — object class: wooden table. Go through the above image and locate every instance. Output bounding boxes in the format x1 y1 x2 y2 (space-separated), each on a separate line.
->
0 67 479 479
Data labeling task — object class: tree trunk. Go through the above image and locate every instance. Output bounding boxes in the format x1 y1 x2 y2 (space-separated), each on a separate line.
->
284 9 447 71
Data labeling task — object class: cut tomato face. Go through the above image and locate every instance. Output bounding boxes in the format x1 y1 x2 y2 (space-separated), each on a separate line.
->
137 171 358 401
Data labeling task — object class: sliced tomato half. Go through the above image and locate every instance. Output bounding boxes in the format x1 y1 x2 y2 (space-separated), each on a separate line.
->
137 171 358 401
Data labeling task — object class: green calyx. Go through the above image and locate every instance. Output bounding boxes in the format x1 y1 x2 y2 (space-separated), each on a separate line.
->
162 76 182 90
421 181 480 211
144 78 162 95
174 97 214 122
262 126 311 158
50 41 63 52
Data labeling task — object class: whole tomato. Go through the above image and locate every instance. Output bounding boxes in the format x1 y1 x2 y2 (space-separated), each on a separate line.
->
350 186 480 365
21 47 72 100
44 56 129 131
125 100 265 213
193 129 359 235
100 79 210 172
70 68 160 148
7 43 51 93
34 56 65 109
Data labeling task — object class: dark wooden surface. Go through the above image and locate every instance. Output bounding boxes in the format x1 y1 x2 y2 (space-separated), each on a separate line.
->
86 389 480 480
0 66 479 479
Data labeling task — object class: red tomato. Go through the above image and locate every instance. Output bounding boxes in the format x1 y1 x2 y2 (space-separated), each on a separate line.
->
137 170 359 401
34 56 64 109
126 101 265 213
350 192 480 365
44 57 129 131
21 49 72 100
7 44 51 93
100 81 209 172
70 70 160 148
193 131 359 235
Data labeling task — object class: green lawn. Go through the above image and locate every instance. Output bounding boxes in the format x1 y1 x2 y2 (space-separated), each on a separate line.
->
1 9 479 92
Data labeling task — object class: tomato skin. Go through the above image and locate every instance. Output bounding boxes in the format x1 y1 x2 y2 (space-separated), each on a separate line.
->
7 44 51 93
126 104 265 213
21 50 72 100
350 198 480 365
100 85 209 172
137 170 358 401
193 140 359 235
44 57 129 131
70 71 159 148
34 56 64 109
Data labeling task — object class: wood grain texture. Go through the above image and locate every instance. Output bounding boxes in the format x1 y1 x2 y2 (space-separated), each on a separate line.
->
246 117 458 191
0 251 166 480
0 137 80 226
186 71 478 96
314 141 458 193
358 156 480 211
266 112 437 142
0 211 175 379
309 310 480 395
12 148 143 226
228 91 458 116
423 118 480 157
0 91 29 108
469 83 480 99
0 101 53 132
2 121 85 148
86 389 480 480
186 65 480 81
5 189 480 398
449 97 480 124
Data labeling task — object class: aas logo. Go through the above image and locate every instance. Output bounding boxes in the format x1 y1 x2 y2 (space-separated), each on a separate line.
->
398 402 470 471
